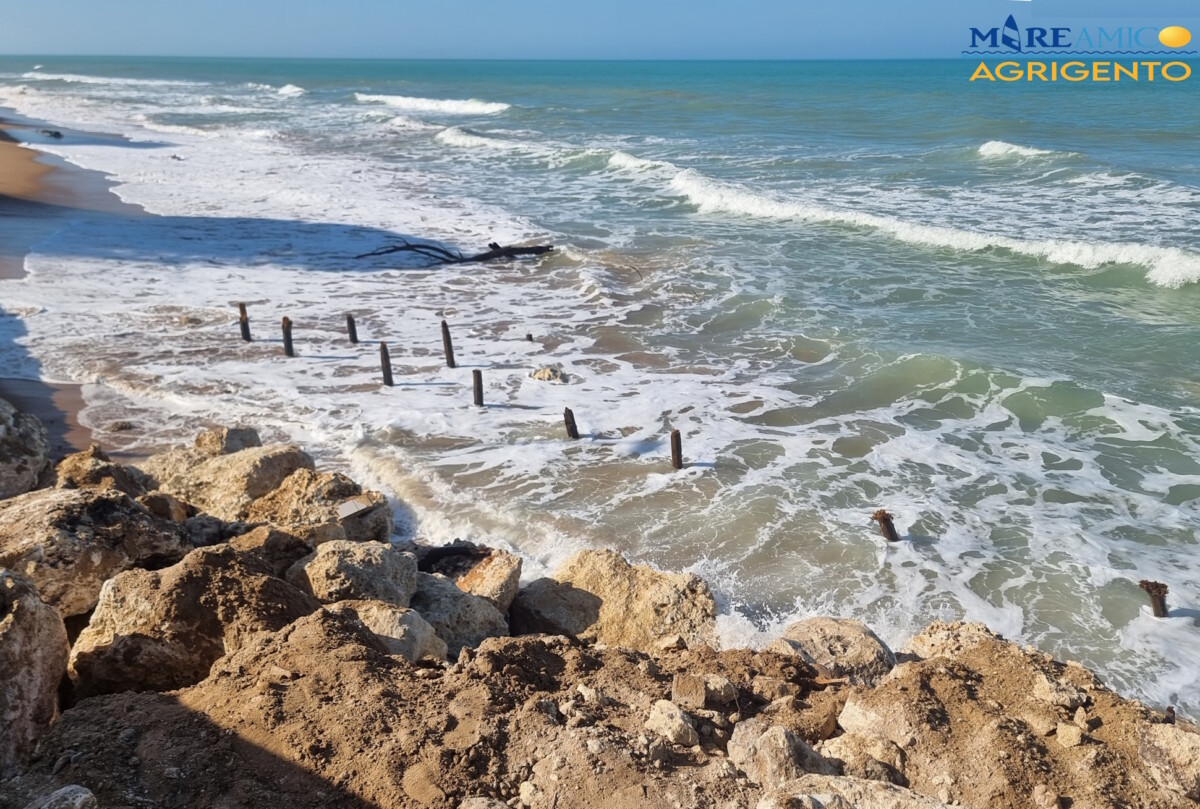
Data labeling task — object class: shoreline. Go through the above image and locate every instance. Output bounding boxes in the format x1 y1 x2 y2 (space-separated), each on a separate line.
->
0 115 107 457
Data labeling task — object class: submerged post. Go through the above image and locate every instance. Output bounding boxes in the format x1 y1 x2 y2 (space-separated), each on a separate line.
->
1139 580 1169 618
670 429 683 470
281 317 294 357
346 314 359 344
564 407 580 440
238 303 251 342
441 320 456 368
871 509 901 542
380 341 394 387
526 333 534 342
472 369 483 407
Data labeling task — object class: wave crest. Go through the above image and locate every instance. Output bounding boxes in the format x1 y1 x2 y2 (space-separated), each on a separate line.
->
978 140 1056 159
670 170 1200 288
354 92 510 115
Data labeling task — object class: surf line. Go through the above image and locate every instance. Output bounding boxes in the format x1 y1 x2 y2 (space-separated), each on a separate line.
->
970 60 1191 82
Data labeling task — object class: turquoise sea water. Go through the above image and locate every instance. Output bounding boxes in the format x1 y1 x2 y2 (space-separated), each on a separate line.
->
0 57 1197 714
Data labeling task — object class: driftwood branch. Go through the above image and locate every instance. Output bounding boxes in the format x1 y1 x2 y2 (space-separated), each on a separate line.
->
354 239 553 265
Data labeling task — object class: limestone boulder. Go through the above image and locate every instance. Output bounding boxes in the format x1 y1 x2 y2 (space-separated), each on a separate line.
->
68 543 318 697
139 442 314 521
55 444 151 497
509 549 716 653
229 525 312 578
1139 723 1200 800
326 599 447 662
19 786 98 809
136 490 190 523
194 426 261 457
0 396 50 501
903 620 999 661
418 540 522 612
775 617 895 686
0 570 69 777
286 540 417 607
0 487 191 617
410 572 509 659
819 731 906 783
672 672 737 710
644 699 698 746
245 468 392 545
728 717 837 789
769 775 953 809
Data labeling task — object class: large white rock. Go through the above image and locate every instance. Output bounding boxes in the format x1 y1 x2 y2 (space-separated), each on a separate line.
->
728 717 836 789
510 549 716 653
246 468 392 546
286 540 417 607
139 442 314 521
644 699 699 747
19 786 98 809
0 397 49 501
69 544 318 697
326 599 447 662
769 775 953 809
774 617 895 686
0 570 69 777
410 572 509 659
1140 723 1200 800
0 487 191 617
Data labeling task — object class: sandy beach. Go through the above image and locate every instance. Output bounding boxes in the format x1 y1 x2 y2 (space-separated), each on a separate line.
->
0 118 92 458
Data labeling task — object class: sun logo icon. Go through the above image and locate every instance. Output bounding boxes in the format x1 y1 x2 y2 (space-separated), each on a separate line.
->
1159 26 1192 49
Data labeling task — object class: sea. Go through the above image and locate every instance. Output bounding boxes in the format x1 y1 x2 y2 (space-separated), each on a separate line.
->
0 57 1197 716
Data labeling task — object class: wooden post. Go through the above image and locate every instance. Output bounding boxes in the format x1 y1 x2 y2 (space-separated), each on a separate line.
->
281 317 294 357
380 342 394 387
441 320 456 368
871 509 901 542
563 407 580 440
670 429 683 470
472 370 483 407
526 333 534 342
238 303 251 342
1139 580 1169 618
346 314 359 344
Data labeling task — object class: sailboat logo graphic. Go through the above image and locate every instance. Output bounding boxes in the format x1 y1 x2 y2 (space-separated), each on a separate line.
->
1002 15 1023 51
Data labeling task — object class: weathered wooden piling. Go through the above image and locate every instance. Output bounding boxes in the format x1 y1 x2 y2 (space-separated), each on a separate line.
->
281 317 294 357
564 407 580 440
670 429 683 470
346 314 359 344
1139 580 1169 618
871 509 901 542
238 303 251 342
526 333 534 342
472 369 483 407
441 320 456 368
380 341 394 387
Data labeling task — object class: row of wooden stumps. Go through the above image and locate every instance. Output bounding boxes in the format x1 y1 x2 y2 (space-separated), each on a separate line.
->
236 304 689 469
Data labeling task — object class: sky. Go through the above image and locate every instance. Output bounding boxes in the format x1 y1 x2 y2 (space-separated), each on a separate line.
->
0 0 1195 60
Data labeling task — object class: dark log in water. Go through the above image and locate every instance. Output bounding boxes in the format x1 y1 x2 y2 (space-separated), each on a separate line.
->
238 303 251 342
564 407 580 440
670 429 683 470
281 317 294 358
1139 580 1169 618
346 314 359 344
871 509 901 542
380 342 394 387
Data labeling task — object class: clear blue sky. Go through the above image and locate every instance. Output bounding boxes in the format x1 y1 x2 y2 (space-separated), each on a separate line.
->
0 0 1194 59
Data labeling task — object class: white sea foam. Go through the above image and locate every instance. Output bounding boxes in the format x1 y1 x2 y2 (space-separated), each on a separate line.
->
20 71 206 87
669 170 1200 287
277 84 307 97
607 150 672 173
978 140 1057 159
353 92 510 115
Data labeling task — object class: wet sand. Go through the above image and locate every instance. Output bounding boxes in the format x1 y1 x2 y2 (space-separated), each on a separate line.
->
0 118 99 457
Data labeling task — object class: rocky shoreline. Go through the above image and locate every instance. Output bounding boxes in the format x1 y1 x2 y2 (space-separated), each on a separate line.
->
1 407 1197 809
